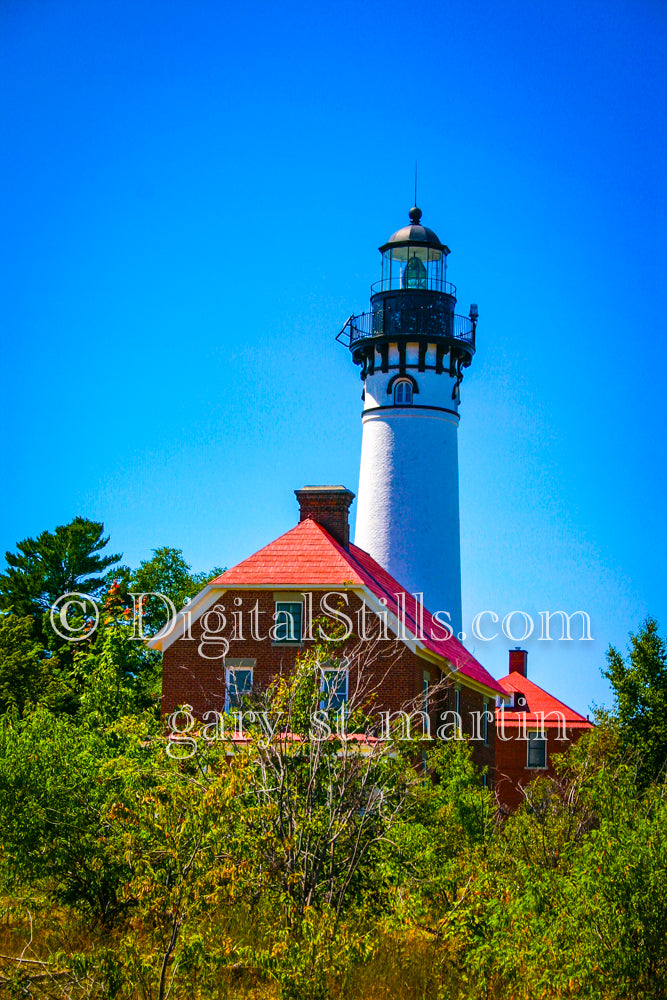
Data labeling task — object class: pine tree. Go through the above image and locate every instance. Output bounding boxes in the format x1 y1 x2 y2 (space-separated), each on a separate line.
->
0 517 121 622
603 616 667 783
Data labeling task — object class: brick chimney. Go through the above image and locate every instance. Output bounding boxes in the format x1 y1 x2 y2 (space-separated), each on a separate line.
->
295 486 355 549
509 647 528 677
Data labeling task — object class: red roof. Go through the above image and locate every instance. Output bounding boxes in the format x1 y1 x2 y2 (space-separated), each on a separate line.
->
212 518 504 696
495 671 592 728
213 518 367 587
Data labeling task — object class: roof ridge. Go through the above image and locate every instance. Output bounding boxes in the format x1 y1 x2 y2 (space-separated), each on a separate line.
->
348 541 456 643
212 518 366 587
345 543 410 609
499 672 589 721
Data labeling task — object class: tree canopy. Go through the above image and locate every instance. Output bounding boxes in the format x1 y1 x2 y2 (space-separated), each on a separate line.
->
603 615 667 783
112 546 225 635
0 517 120 622
0 614 47 714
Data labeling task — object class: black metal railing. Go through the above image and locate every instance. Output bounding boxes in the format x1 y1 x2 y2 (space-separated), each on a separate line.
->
370 276 457 297
337 308 475 348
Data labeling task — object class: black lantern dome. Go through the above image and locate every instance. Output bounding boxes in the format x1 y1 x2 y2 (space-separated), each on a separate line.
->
381 206 449 260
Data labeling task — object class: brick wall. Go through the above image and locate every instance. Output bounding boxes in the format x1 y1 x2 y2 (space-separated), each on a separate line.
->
493 725 588 811
161 587 496 774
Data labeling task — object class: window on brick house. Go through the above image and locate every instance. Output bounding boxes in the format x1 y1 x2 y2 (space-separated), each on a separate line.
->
225 667 253 712
394 379 413 405
527 730 547 768
274 601 302 643
483 700 489 745
320 666 348 712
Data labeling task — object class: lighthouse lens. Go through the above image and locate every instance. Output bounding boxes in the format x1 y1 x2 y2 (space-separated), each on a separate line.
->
402 256 427 289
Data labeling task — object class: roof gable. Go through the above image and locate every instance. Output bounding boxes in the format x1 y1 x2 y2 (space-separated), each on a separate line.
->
159 517 504 696
211 519 367 587
496 671 592 727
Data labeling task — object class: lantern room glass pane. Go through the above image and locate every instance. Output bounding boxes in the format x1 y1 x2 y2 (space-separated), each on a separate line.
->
380 246 448 292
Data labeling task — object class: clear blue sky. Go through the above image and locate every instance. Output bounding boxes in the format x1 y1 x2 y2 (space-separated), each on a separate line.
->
2 0 666 711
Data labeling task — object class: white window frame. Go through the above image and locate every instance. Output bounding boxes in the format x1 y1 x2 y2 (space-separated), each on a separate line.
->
394 379 413 405
454 686 461 735
274 600 303 644
320 665 349 713
526 730 547 769
225 665 253 713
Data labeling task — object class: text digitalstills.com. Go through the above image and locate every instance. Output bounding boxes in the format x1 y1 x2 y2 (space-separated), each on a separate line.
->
49 589 593 653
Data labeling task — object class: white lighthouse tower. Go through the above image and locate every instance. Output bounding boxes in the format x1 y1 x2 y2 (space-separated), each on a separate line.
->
338 206 478 637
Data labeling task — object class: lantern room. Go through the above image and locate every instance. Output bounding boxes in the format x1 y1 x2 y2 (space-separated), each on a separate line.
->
336 204 477 372
375 206 452 295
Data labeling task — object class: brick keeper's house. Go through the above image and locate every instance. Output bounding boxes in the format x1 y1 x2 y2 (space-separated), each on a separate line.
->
149 486 505 777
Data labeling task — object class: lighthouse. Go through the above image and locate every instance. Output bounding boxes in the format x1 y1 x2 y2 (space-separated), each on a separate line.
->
338 206 478 637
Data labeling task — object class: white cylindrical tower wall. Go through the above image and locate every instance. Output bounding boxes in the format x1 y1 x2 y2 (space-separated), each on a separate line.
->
355 361 463 635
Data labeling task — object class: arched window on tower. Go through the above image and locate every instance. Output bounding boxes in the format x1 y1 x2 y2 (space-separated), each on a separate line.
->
394 379 413 405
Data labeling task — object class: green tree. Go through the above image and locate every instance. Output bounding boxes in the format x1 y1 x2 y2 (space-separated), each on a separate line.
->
0 517 120 624
111 748 234 1000
386 737 496 932
224 639 415 926
77 582 160 722
0 614 49 714
603 616 667 783
435 721 667 1000
112 546 224 635
0 707 152 927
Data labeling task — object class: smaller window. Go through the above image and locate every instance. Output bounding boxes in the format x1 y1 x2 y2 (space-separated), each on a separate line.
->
274 601 302 643
225 667 253 712
320 667 348 712
483 700 489 745
527 731 547 769
394 380 413 405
